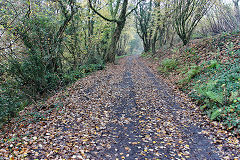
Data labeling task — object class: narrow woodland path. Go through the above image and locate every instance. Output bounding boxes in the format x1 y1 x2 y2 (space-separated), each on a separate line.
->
1 56 239 159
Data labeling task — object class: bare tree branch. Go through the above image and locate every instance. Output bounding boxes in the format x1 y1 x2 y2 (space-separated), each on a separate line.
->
125 0 143 18
88 0 118 22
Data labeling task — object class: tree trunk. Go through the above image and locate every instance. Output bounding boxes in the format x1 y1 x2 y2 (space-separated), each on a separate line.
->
169 32 175 48
105 21 125 63
180 33 190 46
233 1 240 24
143 42 151 53
89 0 138 63
151 41 156 54
151 27 158 54
104 0 128 63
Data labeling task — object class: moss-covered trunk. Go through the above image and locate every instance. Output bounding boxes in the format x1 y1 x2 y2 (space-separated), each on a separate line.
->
105 21 125 63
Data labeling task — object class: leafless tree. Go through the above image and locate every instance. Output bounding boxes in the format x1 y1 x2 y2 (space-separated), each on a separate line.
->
173 0 212 45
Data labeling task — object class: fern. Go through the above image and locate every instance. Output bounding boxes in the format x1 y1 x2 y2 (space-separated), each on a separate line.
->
206 91 224 104
194 80 224 104
178 65 201 85
158 58 179 73
207 60 220 69
206 80 218 90
210 109 222 120
230 91 239 102
186 66 200 79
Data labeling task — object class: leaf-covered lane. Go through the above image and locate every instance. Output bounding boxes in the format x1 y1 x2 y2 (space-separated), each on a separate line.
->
89 56 220 159
0 56 239 159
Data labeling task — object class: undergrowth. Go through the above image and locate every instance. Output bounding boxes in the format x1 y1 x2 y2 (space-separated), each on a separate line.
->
141 52 153 58
0 62 105 128
154 32 240 135
178 65 201 85
158 58 178 73
190 57 240 134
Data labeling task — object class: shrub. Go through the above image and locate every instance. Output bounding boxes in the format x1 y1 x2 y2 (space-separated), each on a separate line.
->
62 63 105 85
158 58 179 73
1 59 105 127
0 5 107 127
8 54 60 96
0 81 29 127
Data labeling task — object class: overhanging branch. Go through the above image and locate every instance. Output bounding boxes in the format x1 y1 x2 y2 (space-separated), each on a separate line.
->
88 0 118 23
125 0 143 18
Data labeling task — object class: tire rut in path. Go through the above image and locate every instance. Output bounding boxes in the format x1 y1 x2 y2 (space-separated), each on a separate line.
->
89 57 144 159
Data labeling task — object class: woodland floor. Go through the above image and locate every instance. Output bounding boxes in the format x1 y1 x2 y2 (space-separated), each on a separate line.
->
0 56 239 159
